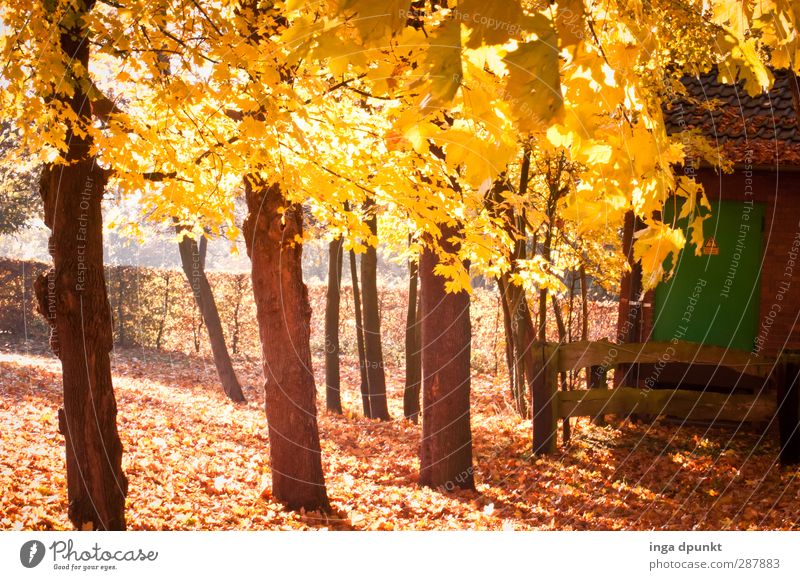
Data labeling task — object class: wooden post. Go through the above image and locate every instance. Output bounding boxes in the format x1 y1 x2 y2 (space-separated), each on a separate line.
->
589 364 607 426
777 356 800 466
533 343 559 455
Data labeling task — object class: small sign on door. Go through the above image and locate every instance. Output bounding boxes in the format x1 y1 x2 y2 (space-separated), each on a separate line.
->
702 237 719 255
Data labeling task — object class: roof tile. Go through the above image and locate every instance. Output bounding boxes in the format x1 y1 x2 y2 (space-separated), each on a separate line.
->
664 70 800 167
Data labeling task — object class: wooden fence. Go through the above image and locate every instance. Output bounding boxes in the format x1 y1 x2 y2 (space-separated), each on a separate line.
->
530 340 800 465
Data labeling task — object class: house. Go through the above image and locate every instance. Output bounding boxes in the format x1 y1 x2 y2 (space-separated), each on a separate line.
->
617 70 800 370
533 71 800 462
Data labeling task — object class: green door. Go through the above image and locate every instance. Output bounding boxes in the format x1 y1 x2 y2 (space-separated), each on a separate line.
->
652 200 763 351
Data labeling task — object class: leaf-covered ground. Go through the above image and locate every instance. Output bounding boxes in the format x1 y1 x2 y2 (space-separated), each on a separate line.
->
1 339 798 531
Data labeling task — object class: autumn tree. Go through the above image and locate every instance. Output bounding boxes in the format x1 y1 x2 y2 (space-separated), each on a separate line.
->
2 0 128 530
404 252 422 422
235 2 329 511
349 249 370 413
492 150 536 418
244 179 328 510
153 47 246 404
174 227 245 402
419 222 474 489
325 236 345 413
359 202 390 420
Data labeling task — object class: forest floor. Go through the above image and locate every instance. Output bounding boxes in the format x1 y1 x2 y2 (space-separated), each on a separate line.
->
1 338 798 531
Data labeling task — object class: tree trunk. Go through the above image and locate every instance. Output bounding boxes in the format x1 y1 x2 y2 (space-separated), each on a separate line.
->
533 161 559 453
616 212 645 388
498 276 516 401
243 177 329 512
404 257 422 422
580 266 589 343
419 224 474 490
492 148 533 418
32 0 127 529
360 209 390 420
498 274 532 417
231 274 246 355
325 237 344 414
177 227 246 403
538 287 548 342
349 249 369 415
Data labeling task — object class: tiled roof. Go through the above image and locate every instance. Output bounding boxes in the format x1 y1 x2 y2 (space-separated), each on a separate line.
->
663 70 800 168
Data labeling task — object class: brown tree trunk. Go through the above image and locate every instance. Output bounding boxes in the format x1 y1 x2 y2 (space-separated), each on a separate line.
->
230 274 247 355
537 155 559 345
404 257 422 422
419 224 474 490
325 237 344 414
498 276 516 400
616 212 645 388
580 266 589 343
32 0 127 530
498 274 533 417
177 227 246 403
349 249 370 415
538 288 548 342
492 148 533 418
243 177 329 511
532 156 562 454
617 212 644 344
360 209 390 420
